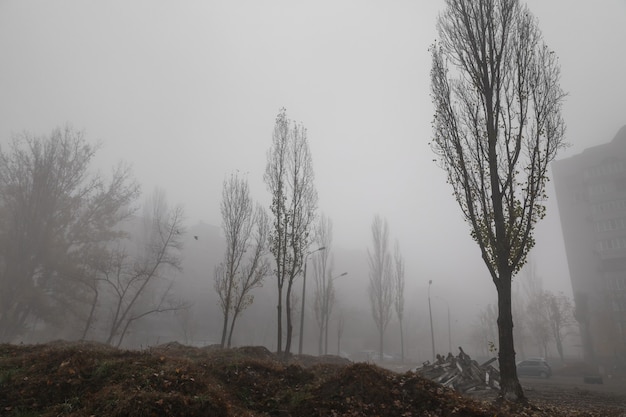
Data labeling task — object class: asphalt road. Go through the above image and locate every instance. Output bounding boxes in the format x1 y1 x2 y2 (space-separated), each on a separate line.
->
520 375 626 395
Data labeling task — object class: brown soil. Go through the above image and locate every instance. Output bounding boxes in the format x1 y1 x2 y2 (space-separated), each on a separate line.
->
1 341 624 416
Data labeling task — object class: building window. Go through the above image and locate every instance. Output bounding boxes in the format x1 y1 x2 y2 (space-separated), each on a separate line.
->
591 199 626 215
588 182 616 197
583 160 625 180
594 217 626 233
596 237 626 252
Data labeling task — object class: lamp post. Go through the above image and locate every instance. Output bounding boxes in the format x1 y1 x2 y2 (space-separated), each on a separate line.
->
298 246 326 355
323 272 348 355
428 280 435 362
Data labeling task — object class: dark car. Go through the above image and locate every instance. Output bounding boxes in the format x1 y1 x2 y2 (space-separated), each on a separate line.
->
516 358 552 378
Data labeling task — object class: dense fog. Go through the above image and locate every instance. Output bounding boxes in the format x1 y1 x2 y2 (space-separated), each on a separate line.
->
0 0 625 367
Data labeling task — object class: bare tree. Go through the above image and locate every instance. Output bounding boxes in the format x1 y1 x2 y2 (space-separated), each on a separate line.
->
336 310 345 356
312 214 333 355
214 173 261 347
368 215 393 362
215 173 269 348
175 305 197 345
525 288 573 362
0 126 139 343
525 291 551 358
264 108 318 356
546 291 574 363
430 0 566 400
226 205 270 347
100 189 186 347
393 240 406 363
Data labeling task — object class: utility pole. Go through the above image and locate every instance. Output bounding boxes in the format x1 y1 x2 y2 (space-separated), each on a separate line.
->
298 246 325 355
428 280 435 362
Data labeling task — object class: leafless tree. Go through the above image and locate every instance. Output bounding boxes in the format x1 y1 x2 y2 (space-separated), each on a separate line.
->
175 305 197 345
215 172 252 347
264 108 318 356
393 240 406 363
99 189 186 347
546 291 574 363
214 173 269 348
525 291 551 358
525 287 574 362
336 310 345 356
312 214 333 355
430 0 566 400
0 126 139 343
368 215 393 362
226 205 270 347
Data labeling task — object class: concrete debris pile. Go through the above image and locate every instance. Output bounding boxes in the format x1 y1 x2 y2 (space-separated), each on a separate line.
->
414 347 500 393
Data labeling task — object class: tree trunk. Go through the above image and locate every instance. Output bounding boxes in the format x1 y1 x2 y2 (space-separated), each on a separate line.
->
399 318 404 363
496 274 526 402
284 281 293 356
318 321 323 355
227 310 240 348
276 284 283 355
555 334 564 363
337 332 341 356
81 287 98 341
220 305 230 348
324 311 330 355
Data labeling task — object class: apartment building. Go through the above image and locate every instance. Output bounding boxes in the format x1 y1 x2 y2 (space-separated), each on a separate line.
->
552 126 626 366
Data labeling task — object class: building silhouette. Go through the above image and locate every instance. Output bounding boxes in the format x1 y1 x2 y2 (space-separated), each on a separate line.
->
553 126 626 366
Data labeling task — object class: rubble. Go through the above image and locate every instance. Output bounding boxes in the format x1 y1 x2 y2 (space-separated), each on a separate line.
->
414 347 501 393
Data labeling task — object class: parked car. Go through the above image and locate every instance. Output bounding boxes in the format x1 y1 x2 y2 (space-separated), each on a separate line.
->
516 358 552 378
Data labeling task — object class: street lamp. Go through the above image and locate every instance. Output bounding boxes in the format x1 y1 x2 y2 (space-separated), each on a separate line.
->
428 280 435 362
323 272 348 355
298 246 326 355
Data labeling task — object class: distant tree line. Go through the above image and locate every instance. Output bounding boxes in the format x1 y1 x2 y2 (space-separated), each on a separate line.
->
367 215 406 363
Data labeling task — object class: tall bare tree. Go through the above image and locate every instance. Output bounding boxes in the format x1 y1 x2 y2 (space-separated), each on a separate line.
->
264 108 318 356
215 173 251 347
100 189 186 347
336 310 345 356
393 240 406 363
214 173 270 348
226 205 270 347
368 215 393 362
312 214 333 355
0 126 139 342
430 0 566 400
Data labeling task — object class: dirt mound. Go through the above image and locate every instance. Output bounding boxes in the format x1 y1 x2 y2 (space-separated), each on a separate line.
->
1 342 624 416
290 353 351 368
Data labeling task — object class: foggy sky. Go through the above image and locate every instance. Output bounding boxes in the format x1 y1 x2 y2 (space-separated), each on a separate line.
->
0 0 625 312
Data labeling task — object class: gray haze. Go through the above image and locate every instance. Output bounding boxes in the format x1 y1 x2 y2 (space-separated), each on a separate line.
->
0 1 625 358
